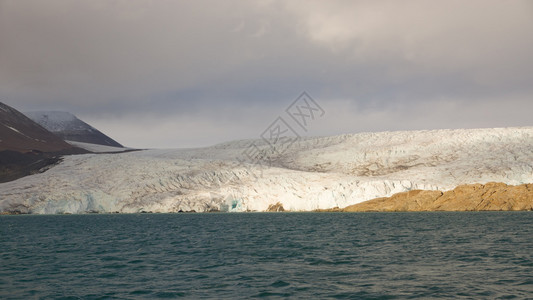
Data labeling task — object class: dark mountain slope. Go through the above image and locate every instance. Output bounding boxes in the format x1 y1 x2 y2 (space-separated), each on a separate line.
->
0 103 75 152
0 102 86 183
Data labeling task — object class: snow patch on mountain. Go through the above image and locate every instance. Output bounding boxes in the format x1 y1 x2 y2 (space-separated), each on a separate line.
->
24 111 79 132
0 127 532 214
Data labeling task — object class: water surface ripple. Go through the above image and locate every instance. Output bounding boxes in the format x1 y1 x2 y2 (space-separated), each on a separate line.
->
1 212 532 299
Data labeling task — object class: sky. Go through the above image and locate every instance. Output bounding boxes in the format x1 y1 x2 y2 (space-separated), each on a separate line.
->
1 0 532 148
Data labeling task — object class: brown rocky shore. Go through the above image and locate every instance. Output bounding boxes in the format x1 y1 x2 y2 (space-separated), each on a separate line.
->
333 182 533 212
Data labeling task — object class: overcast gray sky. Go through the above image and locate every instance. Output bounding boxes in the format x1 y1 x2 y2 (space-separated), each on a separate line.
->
1 0 532 148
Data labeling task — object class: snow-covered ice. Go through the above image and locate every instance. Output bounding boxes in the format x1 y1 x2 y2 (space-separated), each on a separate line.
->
66 141 129 153
1 127 532 214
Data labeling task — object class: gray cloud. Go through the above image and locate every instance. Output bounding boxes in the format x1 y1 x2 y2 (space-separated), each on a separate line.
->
1 0 532 148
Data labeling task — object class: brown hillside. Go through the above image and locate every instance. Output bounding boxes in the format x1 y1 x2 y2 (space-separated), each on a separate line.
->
343 182 533 212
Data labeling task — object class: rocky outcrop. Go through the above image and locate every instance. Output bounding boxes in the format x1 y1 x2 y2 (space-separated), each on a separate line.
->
266 202 285 212
342 182 533 212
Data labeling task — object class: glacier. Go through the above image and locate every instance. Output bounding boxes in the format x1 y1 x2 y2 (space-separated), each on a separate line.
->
1 127 532 214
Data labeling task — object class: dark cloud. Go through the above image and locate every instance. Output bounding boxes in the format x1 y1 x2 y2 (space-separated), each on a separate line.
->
1 0 532 148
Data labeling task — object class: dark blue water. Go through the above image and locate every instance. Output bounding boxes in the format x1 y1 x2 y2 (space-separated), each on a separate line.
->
1 212 532 299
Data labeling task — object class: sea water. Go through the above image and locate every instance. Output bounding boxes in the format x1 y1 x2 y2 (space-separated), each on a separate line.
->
1 212 532 299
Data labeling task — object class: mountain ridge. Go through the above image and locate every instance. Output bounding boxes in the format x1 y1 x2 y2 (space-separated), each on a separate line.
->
0 103 75 153
0 102 88 183
25 111 123 148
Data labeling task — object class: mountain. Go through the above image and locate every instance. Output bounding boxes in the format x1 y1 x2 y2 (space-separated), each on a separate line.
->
0 102 87 183
25 111 123 148
0 126 532 214
0 103 75 153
